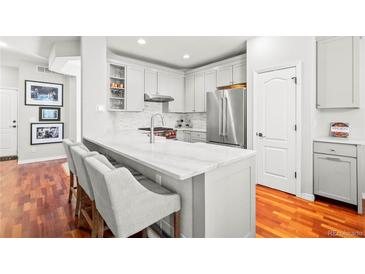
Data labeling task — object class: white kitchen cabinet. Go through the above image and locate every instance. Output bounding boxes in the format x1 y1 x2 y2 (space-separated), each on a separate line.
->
233 63 246 84
317 36 360 108
168 74 185 112
157 71 170 94
217 65 233 87
126 65 144 111
190 131 206 143
183 131 191 142
204 70 217 111
144 69 158 94
185 74 195 112
313 141 358 205
194 72 205 112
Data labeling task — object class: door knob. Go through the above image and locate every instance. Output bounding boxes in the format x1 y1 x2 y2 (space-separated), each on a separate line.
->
256 132 265 137
12 125 16 128
12 120 16 123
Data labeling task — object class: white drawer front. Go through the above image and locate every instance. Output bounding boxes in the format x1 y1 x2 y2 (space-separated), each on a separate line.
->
191 132 206 140
313 142 357 157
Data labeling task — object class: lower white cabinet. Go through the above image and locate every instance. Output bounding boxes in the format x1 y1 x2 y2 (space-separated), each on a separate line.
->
313 141 360 207
176 130 206 143
314 153 357 205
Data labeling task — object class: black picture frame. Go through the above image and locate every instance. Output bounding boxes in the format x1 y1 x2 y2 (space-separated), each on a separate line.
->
30 122 64 145
39 107 61 121
25 80 63 106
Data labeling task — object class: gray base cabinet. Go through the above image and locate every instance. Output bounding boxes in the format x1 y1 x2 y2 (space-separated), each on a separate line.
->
314 141 364 213
314 153 357 205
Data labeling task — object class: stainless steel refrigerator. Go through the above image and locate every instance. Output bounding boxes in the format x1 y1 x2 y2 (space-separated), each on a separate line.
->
207 87 247 148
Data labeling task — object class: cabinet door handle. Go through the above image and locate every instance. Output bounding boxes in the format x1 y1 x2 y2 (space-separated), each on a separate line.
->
325 157 341 161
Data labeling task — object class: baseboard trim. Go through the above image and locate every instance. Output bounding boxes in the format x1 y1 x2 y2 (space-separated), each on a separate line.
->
299 193 315 201
18 155 66 165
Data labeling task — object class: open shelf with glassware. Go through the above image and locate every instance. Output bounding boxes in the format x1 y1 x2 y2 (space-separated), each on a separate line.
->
108 63 126 111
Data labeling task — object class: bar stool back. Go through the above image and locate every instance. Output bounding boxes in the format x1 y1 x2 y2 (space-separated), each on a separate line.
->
84 155 181 238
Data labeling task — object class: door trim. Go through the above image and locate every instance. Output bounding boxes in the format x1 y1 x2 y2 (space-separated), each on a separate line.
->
253 62 302 198
0 87 18 158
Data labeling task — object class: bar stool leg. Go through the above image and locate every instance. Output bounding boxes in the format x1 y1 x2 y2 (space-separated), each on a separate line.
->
68 171 74 203
91 201 98 238
173 211 180 238
97 211 104 238
75 182 82 217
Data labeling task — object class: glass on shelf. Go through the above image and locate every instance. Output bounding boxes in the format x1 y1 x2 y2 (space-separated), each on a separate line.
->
110 89 124 98
109 98 125 110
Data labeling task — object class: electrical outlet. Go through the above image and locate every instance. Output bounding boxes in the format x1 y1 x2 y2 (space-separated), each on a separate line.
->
155 174 162 185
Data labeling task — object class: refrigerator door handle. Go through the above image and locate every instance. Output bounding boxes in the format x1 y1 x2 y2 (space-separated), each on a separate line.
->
219 97 223 136
223 96 228 136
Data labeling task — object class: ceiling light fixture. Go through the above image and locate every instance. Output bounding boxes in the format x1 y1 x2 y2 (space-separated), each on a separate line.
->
0 41 8 48
183 54 190 59
137 38 146 45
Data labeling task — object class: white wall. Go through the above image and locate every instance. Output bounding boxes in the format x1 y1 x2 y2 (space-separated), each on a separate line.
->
0 66 18 88
1 51 77 163
314 37 365 139
247 37 317 195
81 36 113 137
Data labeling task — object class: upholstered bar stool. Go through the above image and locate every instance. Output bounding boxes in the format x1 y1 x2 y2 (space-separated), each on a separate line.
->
62 139 85 206
70 145 99 235
84 155 181 238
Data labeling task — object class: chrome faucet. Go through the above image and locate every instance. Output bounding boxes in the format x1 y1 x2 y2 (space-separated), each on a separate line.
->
150 113 165 143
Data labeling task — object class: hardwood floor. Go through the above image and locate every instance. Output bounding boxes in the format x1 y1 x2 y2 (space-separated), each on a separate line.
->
1 159 364 237
256 185 365 238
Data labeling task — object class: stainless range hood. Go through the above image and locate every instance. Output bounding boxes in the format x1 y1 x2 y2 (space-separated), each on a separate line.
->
144 93 174 103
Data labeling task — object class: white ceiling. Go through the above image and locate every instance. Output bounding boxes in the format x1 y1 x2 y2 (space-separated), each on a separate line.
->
107 36 250 69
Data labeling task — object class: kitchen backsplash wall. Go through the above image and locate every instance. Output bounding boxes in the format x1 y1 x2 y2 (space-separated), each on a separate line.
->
112 102 207 130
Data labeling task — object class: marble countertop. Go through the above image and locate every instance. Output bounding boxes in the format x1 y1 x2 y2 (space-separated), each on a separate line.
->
175 128 207 133
84 130 255 180
314 137 365 145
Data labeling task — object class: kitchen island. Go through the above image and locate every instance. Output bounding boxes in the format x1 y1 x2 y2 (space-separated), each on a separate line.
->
83 130 256 238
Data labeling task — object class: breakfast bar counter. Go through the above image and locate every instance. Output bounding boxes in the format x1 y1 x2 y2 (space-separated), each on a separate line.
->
83 130 256 238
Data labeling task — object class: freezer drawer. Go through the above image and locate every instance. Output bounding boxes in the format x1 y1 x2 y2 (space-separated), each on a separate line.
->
314 153 357 205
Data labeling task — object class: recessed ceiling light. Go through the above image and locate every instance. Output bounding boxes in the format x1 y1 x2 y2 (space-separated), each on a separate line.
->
0 41 7 48
183 54 190 59
137 38 146 45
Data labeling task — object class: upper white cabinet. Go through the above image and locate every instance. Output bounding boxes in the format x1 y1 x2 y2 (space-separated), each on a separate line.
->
144 69 158 94
185 74 195 112
204 70 217 111
233 63 246 84
194 72 205 112
217 65 233 87
217 62 246 87
126 65 145 111
165 73 185 113
317 36 360 109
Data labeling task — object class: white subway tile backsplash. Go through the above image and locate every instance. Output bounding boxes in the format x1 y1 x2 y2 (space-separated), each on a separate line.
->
112 102 206 130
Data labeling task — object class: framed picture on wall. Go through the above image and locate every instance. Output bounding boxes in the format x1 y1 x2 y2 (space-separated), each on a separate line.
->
39 107 61 121
25 80 63 106
30 123 64 145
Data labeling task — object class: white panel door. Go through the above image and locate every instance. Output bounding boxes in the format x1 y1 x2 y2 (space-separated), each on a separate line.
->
217 65 233 87
256 67 297 194
0 88 18 157
126 65 144 111
185 74 195 112
194 72 205 112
